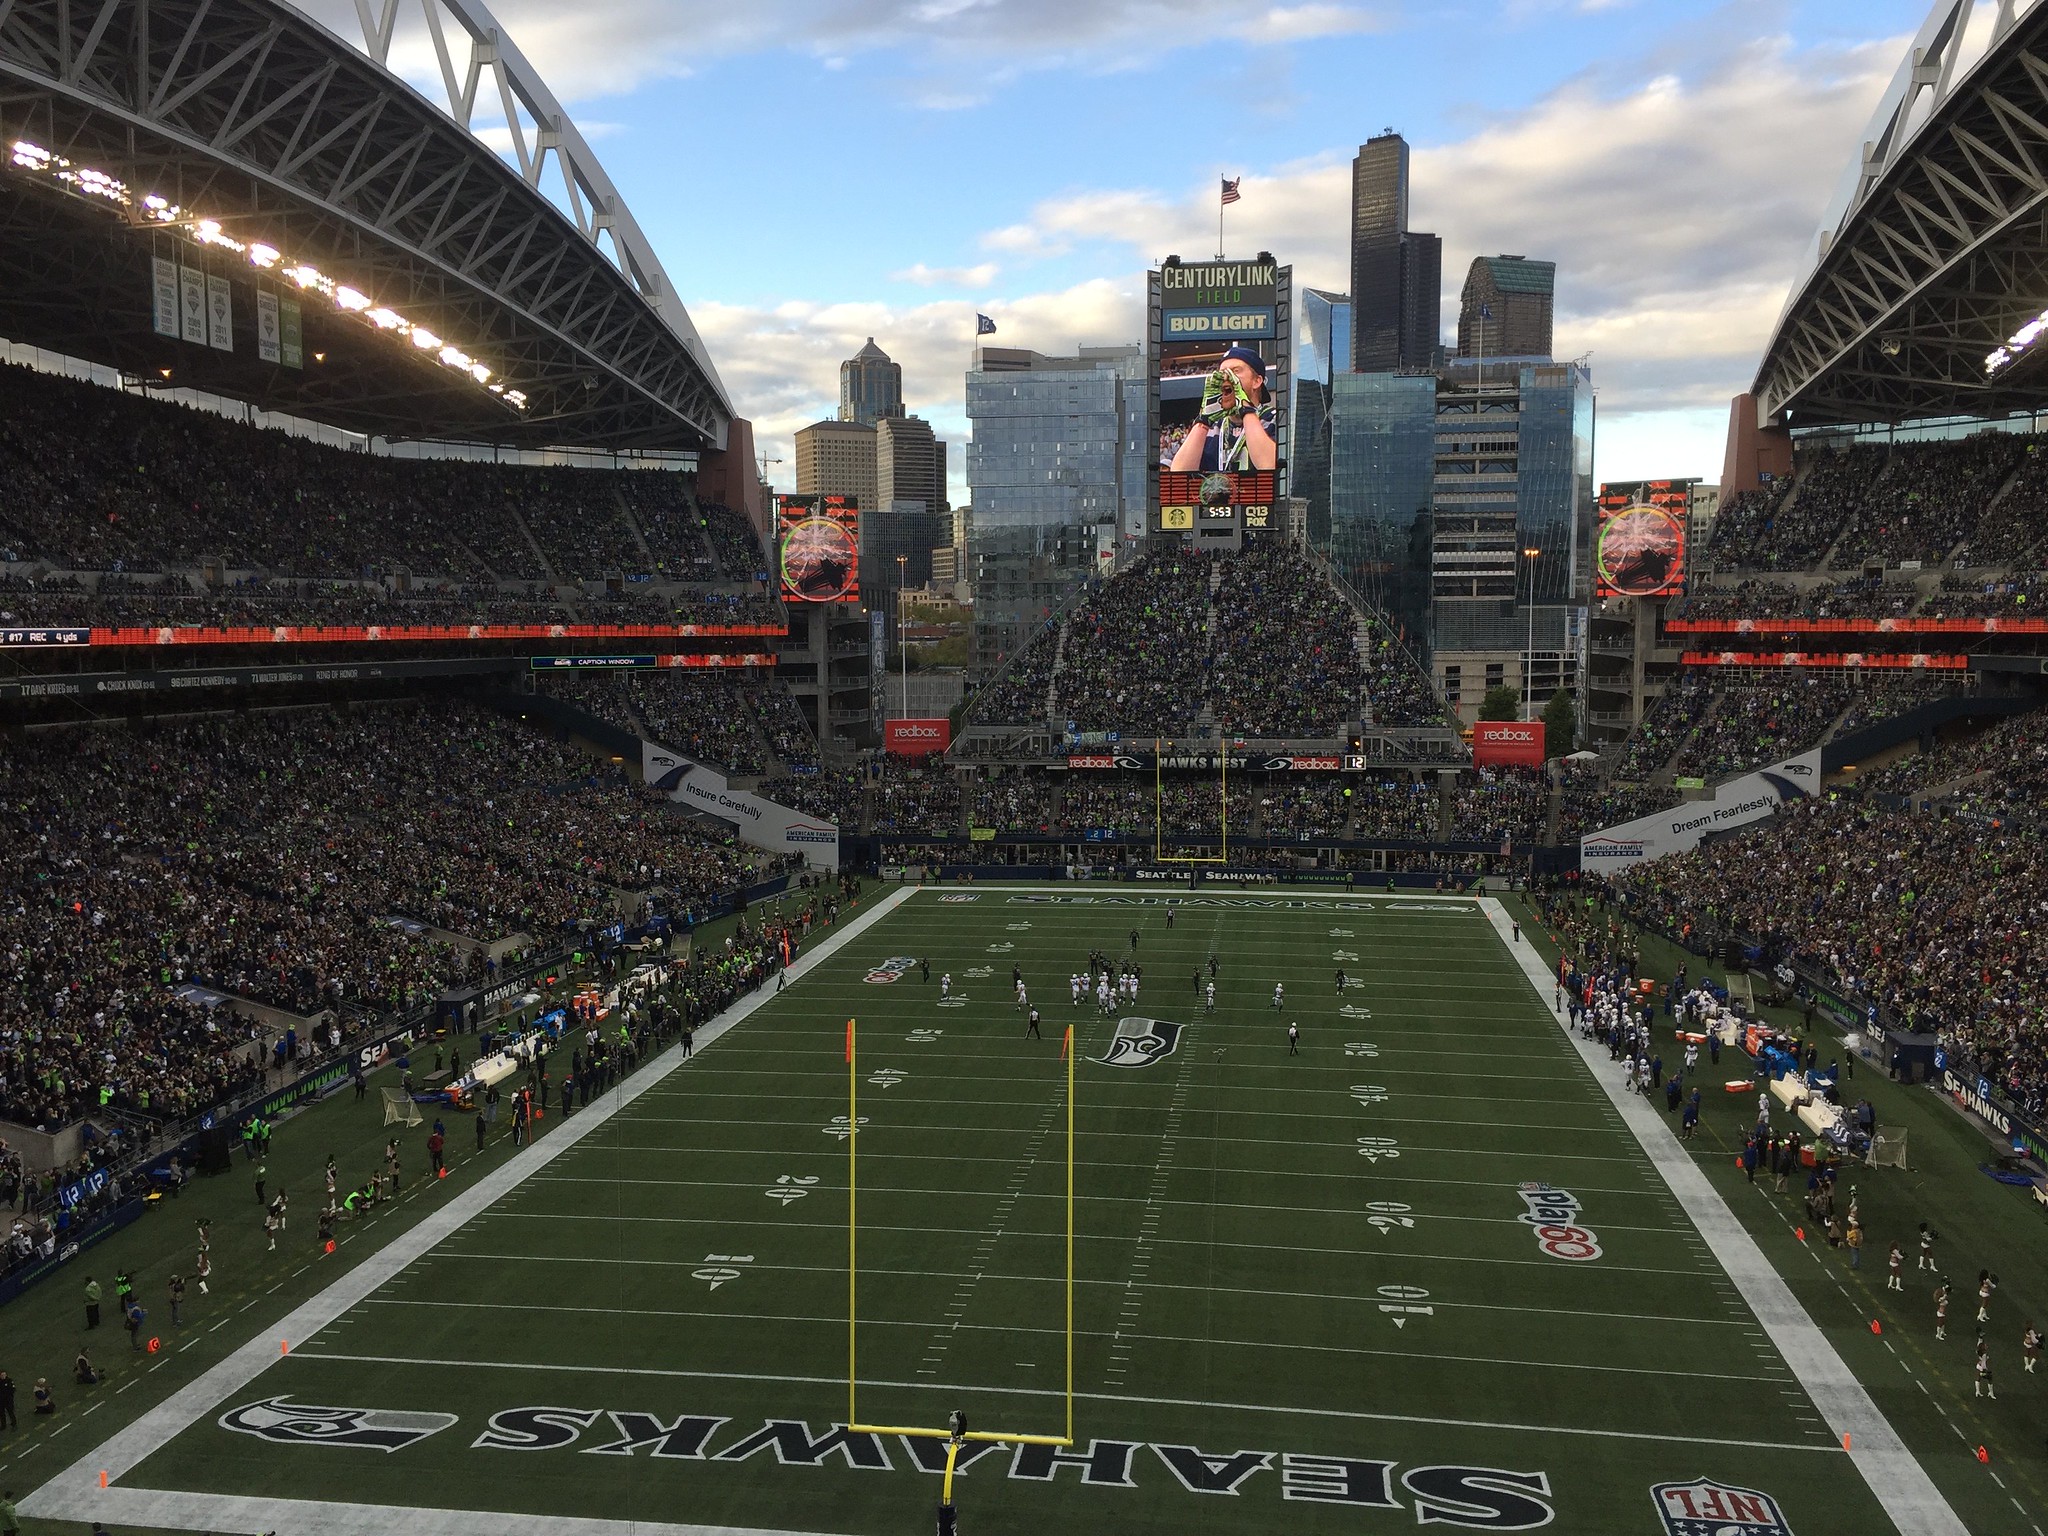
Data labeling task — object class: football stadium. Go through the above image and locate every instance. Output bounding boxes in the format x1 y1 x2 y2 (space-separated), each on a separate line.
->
1 2 2047 1534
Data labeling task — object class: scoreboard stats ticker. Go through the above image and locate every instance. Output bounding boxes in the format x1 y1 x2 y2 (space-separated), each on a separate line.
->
1160 471 1277 532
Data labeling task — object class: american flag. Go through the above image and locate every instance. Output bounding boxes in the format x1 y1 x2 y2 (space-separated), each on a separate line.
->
1220 176 1241 205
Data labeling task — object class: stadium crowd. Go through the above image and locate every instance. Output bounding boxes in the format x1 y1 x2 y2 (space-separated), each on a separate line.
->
1676 579 1921 623
967 547 1447 733
1615 724 2048 1119
1053 554 1212 735
1704 432 2048 571
0 364 754 586
0 702 793 1130
1210 545 1367 736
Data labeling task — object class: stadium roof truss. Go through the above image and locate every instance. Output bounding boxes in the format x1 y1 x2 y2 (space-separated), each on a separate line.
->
0 0 732 449
1754 0 2048 426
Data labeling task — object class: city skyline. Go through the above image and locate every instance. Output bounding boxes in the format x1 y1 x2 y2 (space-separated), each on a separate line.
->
299 0 1930 499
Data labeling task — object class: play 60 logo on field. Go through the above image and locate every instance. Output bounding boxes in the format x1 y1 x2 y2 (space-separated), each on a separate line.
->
1516 1183 1602 1262
863 956 919 985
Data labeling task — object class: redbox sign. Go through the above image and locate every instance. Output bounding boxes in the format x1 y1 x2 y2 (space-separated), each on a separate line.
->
885 718 951 757
1472 721 1545 767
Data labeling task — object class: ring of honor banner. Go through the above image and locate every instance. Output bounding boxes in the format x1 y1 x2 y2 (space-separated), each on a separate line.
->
777 493 860 604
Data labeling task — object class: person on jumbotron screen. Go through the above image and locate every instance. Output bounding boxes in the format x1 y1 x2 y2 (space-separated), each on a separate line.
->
1169 344 1278 473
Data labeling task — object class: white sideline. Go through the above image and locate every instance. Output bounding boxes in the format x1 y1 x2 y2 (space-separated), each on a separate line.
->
1478 897 1965 1536
21 885 919 1536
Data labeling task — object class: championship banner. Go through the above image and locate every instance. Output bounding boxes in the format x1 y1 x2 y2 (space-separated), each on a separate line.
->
256 290 282 364
179 265 206 344
1472 721 1545 767
280 298 303 369
152 258 181 339
205 273 234 352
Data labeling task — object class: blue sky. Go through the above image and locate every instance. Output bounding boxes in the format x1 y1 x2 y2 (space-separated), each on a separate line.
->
313 0 1934 495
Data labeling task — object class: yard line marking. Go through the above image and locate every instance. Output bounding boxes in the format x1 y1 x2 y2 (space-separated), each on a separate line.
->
530 1164 1686 1204
484 1201 1704 1254
260 1348 1847 1454
18 885 923 1531
1483 897 1963 1536
332 1294 1752 1373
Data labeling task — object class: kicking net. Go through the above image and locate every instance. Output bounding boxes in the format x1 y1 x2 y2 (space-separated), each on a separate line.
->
1866 1128 1908 1169
381 1088 422 1127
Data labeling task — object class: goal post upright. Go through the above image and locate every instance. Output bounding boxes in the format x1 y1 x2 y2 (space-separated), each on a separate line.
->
1156 735 1229 865
844 1011 1076 1449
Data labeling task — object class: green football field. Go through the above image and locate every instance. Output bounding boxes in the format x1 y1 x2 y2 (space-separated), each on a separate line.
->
26 887 1947 1534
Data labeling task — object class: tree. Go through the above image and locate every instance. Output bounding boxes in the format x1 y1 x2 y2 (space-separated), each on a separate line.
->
1541 687 1577 757
1477 685 1520 722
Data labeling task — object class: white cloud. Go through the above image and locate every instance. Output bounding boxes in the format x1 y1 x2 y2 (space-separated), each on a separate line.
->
294 0 1383 108
1247 5 1387 43
891 262 1003 288
691 279 1143 498
947 30 1901 476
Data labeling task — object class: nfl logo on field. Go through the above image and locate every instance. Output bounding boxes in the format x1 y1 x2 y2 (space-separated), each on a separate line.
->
1652 1478 1793 1536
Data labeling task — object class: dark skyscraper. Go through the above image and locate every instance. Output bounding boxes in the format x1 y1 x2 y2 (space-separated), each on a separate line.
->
1349 132 1441 373
1456 255 1557 361
839 337 904 425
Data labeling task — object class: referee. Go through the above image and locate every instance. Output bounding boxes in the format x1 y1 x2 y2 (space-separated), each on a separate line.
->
1026 1006 1042 1039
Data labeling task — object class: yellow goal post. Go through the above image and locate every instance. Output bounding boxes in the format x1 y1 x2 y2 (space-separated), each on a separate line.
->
1154 736 1229 863
844 1016 1076 1497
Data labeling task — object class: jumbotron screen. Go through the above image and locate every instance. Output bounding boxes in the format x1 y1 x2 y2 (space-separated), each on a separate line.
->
1156 257 1285 514
776 493 860 604
1594 480 1692 599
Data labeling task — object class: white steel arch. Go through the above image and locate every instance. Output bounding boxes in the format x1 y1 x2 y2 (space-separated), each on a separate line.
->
1772 0 2042 339
336 0 732 414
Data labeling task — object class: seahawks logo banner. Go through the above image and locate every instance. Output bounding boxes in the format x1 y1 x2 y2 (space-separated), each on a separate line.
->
220 1395 458 1452
1097 1017 1184 1069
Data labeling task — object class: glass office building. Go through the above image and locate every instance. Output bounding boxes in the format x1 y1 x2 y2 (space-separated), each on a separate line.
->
1325 359 1593 682
1293 289 1351 547
1329 371 1437 649
965 347 1145 669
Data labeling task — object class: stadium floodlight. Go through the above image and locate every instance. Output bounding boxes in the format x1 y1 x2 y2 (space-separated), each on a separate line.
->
4 137 531 411
1988 310 2048 375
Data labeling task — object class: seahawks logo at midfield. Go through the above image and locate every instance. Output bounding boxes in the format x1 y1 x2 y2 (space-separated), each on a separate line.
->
220 1395 458 1452
1097 1017 1184 1069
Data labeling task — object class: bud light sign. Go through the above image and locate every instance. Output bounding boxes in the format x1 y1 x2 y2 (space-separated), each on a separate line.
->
884 718 951 757
1472 721 1545 767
